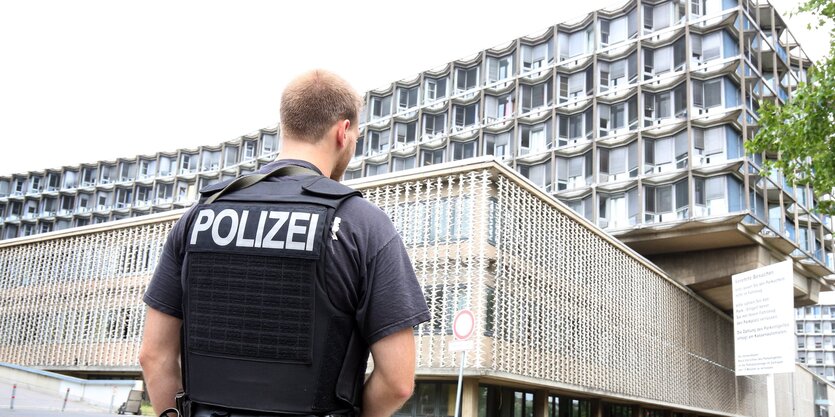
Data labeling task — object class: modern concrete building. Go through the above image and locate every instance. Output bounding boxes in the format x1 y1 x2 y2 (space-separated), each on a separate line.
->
2 0 835 414
1 159 833 416
796 292 835 383
1 0 831 311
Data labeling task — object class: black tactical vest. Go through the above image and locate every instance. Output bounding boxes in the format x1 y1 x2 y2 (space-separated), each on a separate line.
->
180 170 366 416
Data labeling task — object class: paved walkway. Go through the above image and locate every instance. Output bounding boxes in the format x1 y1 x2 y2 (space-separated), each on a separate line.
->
0 380 124 415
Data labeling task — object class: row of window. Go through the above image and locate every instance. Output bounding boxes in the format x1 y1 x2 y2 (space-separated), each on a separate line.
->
0 176 226 220
797 320 835 335
0 135 276 197
395 382 709 417
0 207 172 240
368 52 744 123
371 3 743 119
351 124 743 182
356 79 743 163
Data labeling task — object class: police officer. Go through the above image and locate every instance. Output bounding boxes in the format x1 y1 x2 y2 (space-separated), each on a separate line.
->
139 69 431 417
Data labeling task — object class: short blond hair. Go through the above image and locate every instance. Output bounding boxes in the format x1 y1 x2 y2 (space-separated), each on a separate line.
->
280 70 362 143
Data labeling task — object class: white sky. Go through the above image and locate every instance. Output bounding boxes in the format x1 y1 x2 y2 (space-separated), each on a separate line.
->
0 0 828 177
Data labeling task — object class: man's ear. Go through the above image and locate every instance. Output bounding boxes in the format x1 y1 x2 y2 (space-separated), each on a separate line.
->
336 120 351 148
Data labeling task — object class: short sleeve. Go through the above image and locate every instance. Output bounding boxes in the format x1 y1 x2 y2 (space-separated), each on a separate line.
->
143 210 193 318
357 235 431 345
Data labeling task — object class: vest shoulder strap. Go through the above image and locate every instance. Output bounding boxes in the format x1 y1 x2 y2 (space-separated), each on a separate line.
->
200 165 319 204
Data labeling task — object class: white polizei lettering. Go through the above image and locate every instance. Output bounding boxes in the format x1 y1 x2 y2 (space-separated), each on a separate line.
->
211 209 239 246
253 210 268 248
190 209 215 244
285 212 311 251
306 213 320 251
235 210 255 248
262 211 289 249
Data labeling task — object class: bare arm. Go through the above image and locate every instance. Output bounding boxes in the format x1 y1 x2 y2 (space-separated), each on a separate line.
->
360 328 417 417
139 307 183 416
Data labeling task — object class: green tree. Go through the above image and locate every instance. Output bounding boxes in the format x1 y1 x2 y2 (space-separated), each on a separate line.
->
744 0 835 214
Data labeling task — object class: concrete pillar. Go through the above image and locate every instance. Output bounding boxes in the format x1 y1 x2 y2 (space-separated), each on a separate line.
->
461 378 480 417
590 399 603 417
533 389 548 417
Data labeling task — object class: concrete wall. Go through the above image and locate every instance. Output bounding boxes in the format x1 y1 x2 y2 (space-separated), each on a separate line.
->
0 362 138 410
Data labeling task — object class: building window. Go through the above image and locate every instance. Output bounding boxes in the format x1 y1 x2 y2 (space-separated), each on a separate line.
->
224 146 239 167
693 77 739 114
487 55 513 83
519 123 551 155
453 103 479 130
643 38 686 80
644 130 688 174
485 93 515 122
558 26 595 60
421 148 445 167
451 140 477 161
692 30 728 64
353 136 365 160
156 183 174 203
138 160 156 179
180 154 195 175
547 396 591 417
365 162 388 177
558 108 593 145
600 9 637 47
81 168 97 187
393 156 416 172
599 142 639 182
521 81 552 112
29 177 41 193
643 1 685 33
200 151 221 171
397 86 419 111
59 195 75 215
694 175 744 216
115 188 133 209
598 188 639 230
118 162 135 183
395 382 456 417
564 195 593 220
522 41 552 71
485 132 512 159
599 53 638 93
424 77 448 101
557 152 593 191
394 122 417 148
599 96 638 136
645 179 689 223
46 173 61 191
692 125 743 166
644 83 687 125
558 69 593 103
343 168 362 181
261 133 279 155
455 67 479 92
517 160 552 190
243 141 256 161
422 113 447 138
96 191 112 210
99 165 116 184
367 130 391 156
370 95 392 119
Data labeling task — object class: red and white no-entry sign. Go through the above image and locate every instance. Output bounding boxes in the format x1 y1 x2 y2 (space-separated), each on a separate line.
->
452 309 475 340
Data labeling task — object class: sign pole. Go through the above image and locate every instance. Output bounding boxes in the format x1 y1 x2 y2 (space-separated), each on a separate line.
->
766 373 775 417
450 309 475 417
453 350 466 417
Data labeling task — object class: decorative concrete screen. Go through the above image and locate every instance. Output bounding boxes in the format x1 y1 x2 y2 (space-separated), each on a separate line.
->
0 160 817 415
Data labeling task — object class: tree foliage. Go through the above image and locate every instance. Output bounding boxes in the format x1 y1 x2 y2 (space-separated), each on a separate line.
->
744 0 835 214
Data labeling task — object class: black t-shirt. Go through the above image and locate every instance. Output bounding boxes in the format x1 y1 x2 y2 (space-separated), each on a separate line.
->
143 159 430 345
